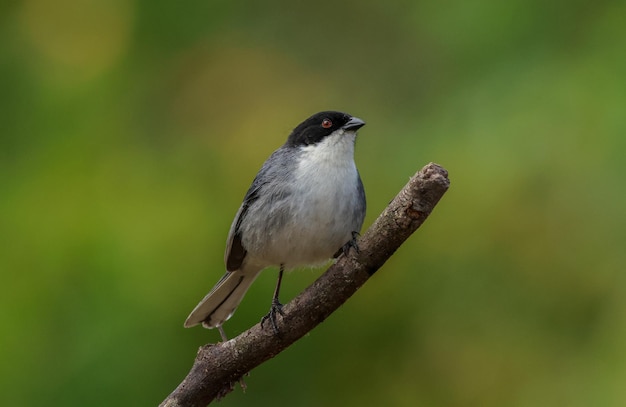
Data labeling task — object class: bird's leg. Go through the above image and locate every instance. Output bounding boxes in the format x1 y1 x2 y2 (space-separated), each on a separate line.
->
261 264 285 334
217 325 228 342
334 231 361 258
347 231 361 254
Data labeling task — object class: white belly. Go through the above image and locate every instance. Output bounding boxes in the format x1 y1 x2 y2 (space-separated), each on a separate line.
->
242 131 363 269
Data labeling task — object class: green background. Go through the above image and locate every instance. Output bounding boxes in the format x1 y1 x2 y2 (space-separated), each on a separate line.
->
2 0 625 406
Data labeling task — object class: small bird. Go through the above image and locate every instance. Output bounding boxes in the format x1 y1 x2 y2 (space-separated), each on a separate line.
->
184 111 366 335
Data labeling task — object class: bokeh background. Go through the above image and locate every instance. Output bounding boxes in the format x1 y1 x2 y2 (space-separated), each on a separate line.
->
2 0 625 406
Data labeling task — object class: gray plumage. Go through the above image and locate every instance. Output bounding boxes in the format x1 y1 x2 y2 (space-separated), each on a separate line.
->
184 111 366 329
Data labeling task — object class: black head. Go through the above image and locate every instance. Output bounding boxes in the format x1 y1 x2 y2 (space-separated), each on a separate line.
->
285 111 365 147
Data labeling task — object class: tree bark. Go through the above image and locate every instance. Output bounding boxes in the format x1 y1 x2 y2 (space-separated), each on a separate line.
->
161 163 450 407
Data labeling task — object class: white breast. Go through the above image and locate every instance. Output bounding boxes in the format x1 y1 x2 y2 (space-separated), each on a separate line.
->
253 129 362 268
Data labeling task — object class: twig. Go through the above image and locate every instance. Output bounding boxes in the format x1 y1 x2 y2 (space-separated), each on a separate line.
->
160 163 450 407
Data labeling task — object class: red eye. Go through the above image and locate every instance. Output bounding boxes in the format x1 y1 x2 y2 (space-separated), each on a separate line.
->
321 118 332 128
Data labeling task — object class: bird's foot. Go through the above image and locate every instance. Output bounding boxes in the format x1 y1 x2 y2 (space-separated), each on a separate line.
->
261 298 285 335
343 231 361 256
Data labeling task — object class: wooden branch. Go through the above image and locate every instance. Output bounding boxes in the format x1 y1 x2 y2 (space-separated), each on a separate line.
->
161 163 450 407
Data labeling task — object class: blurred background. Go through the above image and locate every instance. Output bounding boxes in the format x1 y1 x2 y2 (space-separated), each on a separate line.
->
1 0 625 405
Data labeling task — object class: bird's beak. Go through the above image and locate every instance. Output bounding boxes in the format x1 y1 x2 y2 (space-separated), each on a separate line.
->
342 117 366 131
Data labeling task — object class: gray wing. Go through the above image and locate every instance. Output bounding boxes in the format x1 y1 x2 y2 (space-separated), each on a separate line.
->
224 180 263 271
356 170 366 227
224 148 294 271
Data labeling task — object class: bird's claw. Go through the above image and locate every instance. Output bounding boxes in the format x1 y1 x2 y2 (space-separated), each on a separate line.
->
343 231 361 255
333 231 361 259
261 298 285 335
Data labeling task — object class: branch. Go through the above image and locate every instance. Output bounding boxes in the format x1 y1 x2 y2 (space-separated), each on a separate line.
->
161 163 450 407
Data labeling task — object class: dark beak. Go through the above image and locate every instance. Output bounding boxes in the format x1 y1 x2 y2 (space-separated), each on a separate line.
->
342 116 365 131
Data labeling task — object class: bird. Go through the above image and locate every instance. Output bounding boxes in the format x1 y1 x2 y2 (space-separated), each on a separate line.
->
184 111 366 337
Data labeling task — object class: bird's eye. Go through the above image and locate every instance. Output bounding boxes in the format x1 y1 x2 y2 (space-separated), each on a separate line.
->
321 118 333 128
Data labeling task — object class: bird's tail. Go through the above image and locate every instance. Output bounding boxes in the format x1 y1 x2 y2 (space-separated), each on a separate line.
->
184 267 262 329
